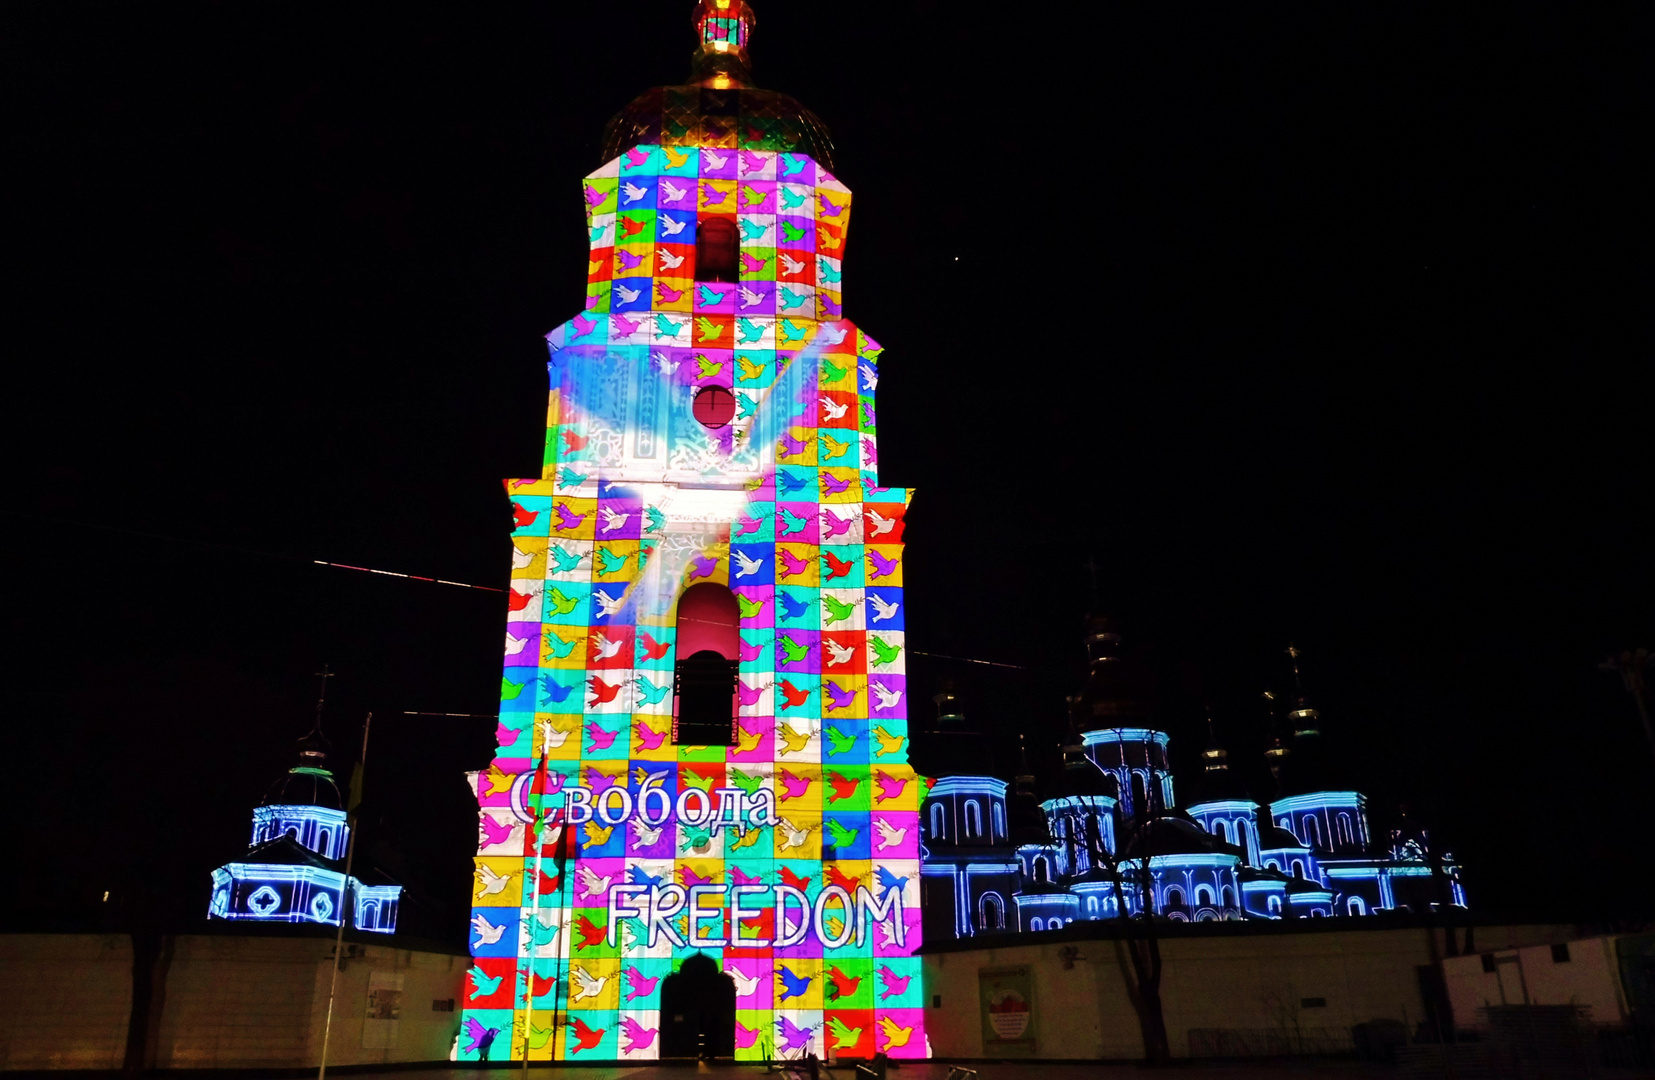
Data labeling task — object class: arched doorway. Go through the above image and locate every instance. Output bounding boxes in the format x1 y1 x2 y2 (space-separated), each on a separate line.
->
658 953 736 1059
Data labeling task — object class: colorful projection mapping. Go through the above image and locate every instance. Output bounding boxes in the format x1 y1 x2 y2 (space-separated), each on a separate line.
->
462 2 926 1062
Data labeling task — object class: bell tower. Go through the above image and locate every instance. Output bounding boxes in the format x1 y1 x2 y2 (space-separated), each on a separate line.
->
462 4 926 1063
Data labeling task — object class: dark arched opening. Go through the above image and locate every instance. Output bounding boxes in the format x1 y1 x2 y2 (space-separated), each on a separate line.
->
658 953 736 1059
695 218 739 283
674 583 740 745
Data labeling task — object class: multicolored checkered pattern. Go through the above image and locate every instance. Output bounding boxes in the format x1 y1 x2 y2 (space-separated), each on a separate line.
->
460 145 925 1063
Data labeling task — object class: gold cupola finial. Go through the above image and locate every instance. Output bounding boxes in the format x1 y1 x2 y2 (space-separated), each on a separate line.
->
691 0 757 89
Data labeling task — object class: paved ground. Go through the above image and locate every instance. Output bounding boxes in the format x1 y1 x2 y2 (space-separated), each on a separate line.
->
350 1064 1397 1080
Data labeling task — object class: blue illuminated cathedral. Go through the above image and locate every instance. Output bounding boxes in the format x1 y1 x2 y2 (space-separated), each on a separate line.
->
208 725 402 933
918 622 1467 939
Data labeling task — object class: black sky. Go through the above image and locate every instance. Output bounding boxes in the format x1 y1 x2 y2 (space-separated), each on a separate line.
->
4 2 1651 942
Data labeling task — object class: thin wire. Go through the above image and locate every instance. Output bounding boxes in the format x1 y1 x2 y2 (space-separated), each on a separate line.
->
402 711 500 719
0 509 502 593
910 649 1026 671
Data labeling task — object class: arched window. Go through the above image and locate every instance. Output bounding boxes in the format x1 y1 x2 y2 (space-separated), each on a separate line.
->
992 802 1005 839
979 893 1004 931
1033 856 1050 884
1312 909 1326 917
1266 859 1280 871
965 800 982 837
1303 816 1321 849
1030 917 1044 932
1194 885 1214 908
929 802 945 841
286 827 300 843
1214 820 1231 844
1239 819 1254 854
1086 896 1098 915
1164 886 1186 910
1221 885 1236 909
695 217 739 282
1268 895 1281 914
673 583 740 745
317 828 331 855
1337 813 1353 846
1106 896 1118 914
1347 896 1366 916
1131 772 1148 816
1292 860 1305 879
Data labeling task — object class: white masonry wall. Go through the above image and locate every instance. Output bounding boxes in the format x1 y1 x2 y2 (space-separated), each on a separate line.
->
0 934 133 1069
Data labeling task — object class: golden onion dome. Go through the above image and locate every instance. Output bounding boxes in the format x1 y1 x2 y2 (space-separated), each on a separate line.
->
600 0 837 171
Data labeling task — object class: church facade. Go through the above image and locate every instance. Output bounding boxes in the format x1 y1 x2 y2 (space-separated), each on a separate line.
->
461 1 925 1062
919 627 1468 941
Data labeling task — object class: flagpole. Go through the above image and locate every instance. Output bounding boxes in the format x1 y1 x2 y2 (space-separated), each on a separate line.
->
521 723 552 1073
319 711 372 1080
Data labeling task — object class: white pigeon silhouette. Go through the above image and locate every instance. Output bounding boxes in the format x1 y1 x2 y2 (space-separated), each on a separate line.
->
877 919 897 948
511 544 536 569
576 864 613 900
869 595 899 622
658 248 686 269
819 326 847 346
824 639 855 666
590 632 623 660
780 253 805 275
866 509 896 536
652 349 681 375
730 968 760 997
471 913 506 946
660 214 687 236
859 361 879 392
570 965 608 1003
632 819 663 846
874 817 908 851
539 719 573 749
504 633 531 656
616 285 641 305
594 589 625 617
734 550 763 578
660 180 688 203
872 681 903 710
739 284 764 308
475 864 513 897
704 150 729 169
600 506 629 533
777 817 813 850
621 181 646 204
818 396 849 420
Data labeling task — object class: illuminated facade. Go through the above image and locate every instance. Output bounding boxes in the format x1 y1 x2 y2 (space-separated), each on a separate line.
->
462 2 924 1062
920 626 1467 939
208 731 402 933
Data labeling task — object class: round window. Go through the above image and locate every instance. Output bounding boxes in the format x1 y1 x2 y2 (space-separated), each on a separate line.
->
692 385 736 429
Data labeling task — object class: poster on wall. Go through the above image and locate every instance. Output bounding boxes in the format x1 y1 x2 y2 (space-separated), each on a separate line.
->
978 967 1035 1057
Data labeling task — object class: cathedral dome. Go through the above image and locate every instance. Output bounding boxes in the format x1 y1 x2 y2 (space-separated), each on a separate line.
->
262 724 343 810
599 1 837 170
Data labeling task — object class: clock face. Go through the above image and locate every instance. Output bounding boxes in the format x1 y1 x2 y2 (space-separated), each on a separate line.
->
692 385 736 429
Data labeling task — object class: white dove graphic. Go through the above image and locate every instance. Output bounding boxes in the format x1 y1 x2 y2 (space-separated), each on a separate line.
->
874 817 908 851
859 361 879 392
869 595 899 622
590 632 623 660
594 589 625 617
734 550 764 578
511 544 536 569
600 506 629 533
818 396 849 420
658 248 686 269
704 150 729 170
824 639 855 666
777 817 813 850
621 181 646 204
660 213 687 236
866 509 896 536
739 284 764 308
504 633 531 656
570 965 608 1003
539 719 573 749
470 913 506 946
475 864 513 897
730 968 760 997
652 349 681 375
616 285 642 305
780 253 805 275
872 681 903 710
818 326 847 346
877 919 898 949
632 819 663 846
576 864 613 900
660 180 688 203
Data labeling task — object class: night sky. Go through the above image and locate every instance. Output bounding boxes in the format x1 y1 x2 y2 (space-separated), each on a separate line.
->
6 3 1651 943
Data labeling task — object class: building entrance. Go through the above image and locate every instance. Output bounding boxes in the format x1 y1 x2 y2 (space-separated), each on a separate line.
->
658 953 737 1059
